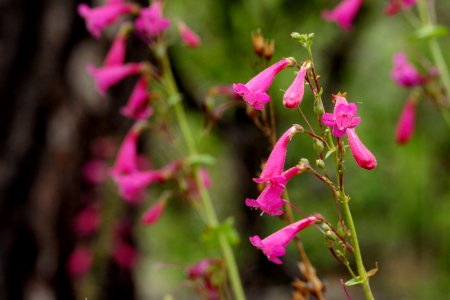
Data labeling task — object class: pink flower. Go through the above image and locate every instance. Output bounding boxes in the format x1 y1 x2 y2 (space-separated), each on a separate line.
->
135 0 170 41
322 95 361 137
141 197 168 225
246 166 302 216
120 76 153 120
74 205 101 236
385 0 416 16
253 125 302 184
187 259 221 300
322 0 363 30
396 99 416 145
78 0 134 38
250 216 317 264
178 21 201 48
283 65 308 109
67 245 92 278
110 125 141 176
233 58 294 110
112 242 137 270
347 128 377 170
391 52 425 87
103 32 128 67
82 159 107 185
88 63 143 96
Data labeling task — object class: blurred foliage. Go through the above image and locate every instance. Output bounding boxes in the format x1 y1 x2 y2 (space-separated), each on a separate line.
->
119 1 450 299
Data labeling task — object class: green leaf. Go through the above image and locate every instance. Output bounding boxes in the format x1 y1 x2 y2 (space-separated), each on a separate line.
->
201 218 240 248
345 276 363 286
413 25 448 40
186 154 216 166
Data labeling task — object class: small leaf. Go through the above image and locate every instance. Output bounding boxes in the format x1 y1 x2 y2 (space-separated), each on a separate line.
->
345 276 363 286
367 262 379 278
325 149 336 160
186 154 215 166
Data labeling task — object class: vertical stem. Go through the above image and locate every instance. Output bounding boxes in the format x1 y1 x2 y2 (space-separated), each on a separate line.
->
159 48 246 300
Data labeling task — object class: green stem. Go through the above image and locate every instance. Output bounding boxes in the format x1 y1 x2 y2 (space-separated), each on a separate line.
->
158 48 246 300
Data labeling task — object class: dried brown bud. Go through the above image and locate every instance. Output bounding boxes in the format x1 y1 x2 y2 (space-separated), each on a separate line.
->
252 30 265 57
263 39 275 61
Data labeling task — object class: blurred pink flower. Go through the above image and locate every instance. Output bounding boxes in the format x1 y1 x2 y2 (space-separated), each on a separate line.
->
120 76 153 120
113 242 137 270
283 65 308 109
141 197 168 225
103 33 128 67
347 128 377 170
322 95 361 137
67 245 92 278
385 0 416 16
74 205 101 236
322 0 363 30
246 166 301 216
187 259 221 300
250 216 317 264
78 0 134 38
82 159 107 185
233 58 294 110
88 63 143 96
253 125 302 185
111 125 141 176
396 99 416 145
178 21 201 48
391 52 425 87
135 0 170 40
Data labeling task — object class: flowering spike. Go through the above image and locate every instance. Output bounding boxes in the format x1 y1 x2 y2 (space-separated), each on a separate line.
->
120 76 153 120
178 21 201 48
88 63 143 96
391 52 425 87
347 128 377 170
254 125 302 184
135 0 170 41
233 58 295 110
396 99 416 145
283 65 308 109
322 0 363 31
78 1 134 38
250 216 317 264
321 95 360 137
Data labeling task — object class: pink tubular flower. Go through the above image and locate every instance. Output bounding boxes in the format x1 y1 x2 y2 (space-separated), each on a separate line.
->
396 99 416 145
120 76 153 120
74 205 101 236
391 53 425 87
135 0 170 41
187 259 221 300
103 32 128 67
78 0 134 38
253 125 302 184
178 21 201 48
246 166 302 216
110 125 141 176
322 0 363 30
385 0 416 16
250 216 317 264
67 245 93 278
347 128 377 170
233 58 295 110
322 95 361 137
141 197 168 225
88 63 143 96
283 65 308 109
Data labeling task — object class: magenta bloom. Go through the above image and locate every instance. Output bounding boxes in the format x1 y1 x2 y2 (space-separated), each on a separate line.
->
82 159 107 185
104 33 128 67
322 0 363 30
233 58 294 110
396 100 416 145
67 246 92 278
112 242 137 270
120 76 153 120
250 216 317 264
178 21 201 48
283 66 308 109
74 205 101 237
254 125 302 184
246 166 301 216
391 53 425 87
187 259 221 300
322 95 361 137
347 128 377 170
113 170 164 203
110 125 141 176
135 0 170 41
78 0 134 38
88 63 142 96
385 0 416 15
141 198 168 225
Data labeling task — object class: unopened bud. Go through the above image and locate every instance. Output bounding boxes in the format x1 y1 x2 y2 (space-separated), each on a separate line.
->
316 159 325 169
293 124 305 134
313 139 324 154
286 57 297 66
326 230 338 241
263 40 275 61
298 158 310 172
314 98 325 115
252 30 265 57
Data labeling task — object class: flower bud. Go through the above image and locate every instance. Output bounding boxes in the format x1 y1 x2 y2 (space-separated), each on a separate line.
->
316 159 325 169
252 30 265 57
263 40 275 61
313 139 324 154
